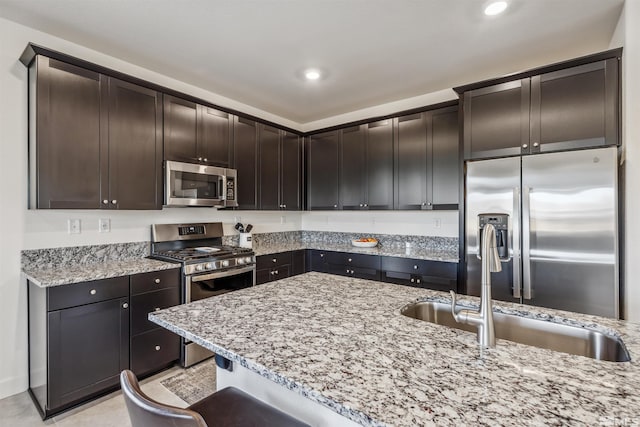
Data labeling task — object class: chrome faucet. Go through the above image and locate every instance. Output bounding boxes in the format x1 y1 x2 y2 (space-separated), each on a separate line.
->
450 223 502 349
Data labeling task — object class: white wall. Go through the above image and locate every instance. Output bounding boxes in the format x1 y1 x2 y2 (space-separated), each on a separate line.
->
611 2 640 321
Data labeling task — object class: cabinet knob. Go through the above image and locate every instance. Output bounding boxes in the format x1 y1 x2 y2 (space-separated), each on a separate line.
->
203 158 208 162
416 279 421 284
154 278 161 284
283 204 286 208
522 144 528 149
421 202 426 206
410 278 415 283
111 200 117 205
272 258 277 263
155 307 161 312
364 204 368 207
122 303 129 309
155 345 161 351
333 204 337 208
102 200 109 205
90 289 97 295
348 258 352 262
320 253 324 258
359 204 363 207
198 157 203 161
427 202 432 206
533 142 540 148
413 265 418 270
274 270 278 275
346 269 350 273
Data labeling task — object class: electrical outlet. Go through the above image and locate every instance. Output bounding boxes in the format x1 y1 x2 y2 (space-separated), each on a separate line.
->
280 216 286 224
99 218 111 233
434 218 441 228
68 219 81 234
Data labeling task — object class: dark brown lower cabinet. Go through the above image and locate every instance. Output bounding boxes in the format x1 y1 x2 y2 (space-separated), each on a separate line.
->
28 270 181 419
255 250 305 285
380 256 458 292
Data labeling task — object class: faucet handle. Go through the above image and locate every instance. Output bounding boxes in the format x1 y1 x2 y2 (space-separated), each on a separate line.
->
449 290 462 322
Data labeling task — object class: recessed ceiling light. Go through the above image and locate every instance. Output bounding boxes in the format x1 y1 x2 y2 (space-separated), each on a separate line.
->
484 1 508 16
304 69 321 81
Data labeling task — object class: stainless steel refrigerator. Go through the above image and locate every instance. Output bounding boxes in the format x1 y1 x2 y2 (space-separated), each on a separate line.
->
465 146 619 318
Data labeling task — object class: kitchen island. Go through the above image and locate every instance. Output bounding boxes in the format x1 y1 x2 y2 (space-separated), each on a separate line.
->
149 272 640 426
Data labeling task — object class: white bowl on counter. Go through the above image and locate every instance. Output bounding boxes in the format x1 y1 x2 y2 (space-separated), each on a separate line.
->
351 240 378 248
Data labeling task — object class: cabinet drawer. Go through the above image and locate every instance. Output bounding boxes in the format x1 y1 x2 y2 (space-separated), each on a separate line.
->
130 269 180 295
380 256 457 279
329 264 380 281
131 328 180 377
256 252 292 270
291 250 306 276
130 288 180 335
48 276 129 311
326 251 380 269
256 265 291 285
308 250 329 272
381 270 457 292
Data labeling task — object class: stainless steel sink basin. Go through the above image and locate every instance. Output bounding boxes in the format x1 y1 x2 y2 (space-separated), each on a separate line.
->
401 301 631 362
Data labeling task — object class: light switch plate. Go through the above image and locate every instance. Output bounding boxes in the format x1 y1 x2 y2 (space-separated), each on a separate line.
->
434 218 441 228
68 219 81 234
99 218 110 233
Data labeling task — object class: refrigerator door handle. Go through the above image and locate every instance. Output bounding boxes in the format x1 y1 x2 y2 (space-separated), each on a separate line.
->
522 186 532 299
512 187 521 298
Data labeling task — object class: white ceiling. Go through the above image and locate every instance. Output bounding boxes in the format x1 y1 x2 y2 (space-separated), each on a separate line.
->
0 0 624 126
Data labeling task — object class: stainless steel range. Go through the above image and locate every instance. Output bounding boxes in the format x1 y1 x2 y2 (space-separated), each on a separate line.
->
150 222 255 367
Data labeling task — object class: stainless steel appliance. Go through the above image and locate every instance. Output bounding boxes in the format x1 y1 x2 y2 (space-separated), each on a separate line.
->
165 160 238 207
150 222 255 366
465 146 619 318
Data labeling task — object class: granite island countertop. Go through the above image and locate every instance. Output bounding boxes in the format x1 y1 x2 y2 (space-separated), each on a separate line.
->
150 272 640 426
23 258 180 287
253 242 459 263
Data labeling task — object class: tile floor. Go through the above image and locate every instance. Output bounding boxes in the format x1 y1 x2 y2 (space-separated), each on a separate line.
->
0 367 188 427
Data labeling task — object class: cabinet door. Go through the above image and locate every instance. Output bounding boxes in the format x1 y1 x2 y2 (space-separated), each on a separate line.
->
429 107 459 207
366 119 394 209
233 117 259 209
35 57 105 209
199 106 232 167
531 59 619 153
307 131 340 210
48 297 129 410
340 125 366 210
463 79 530 159
291 250 306 276
258 125 281 210
130 328 180 377
395 113 427 209
281 132 302 211
163 95 198 163
107 78 162 210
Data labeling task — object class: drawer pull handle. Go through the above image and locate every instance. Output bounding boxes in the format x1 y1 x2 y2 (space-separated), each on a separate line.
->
413 265 418 270
122 303 129 309
90 289 97 295
154 278 161 284
155 345 161 351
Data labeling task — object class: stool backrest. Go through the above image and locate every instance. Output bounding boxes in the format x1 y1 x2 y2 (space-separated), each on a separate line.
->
120 370 208 427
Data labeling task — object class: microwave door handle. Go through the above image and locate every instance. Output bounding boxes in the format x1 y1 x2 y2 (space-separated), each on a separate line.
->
220 175 227 206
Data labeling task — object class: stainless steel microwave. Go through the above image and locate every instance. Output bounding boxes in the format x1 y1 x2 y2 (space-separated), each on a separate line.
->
165 161 238 207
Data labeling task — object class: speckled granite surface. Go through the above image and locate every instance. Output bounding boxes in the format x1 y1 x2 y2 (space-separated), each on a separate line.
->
23 258 180 287
150 272 640 427
229 231 459 262
22 242 179 287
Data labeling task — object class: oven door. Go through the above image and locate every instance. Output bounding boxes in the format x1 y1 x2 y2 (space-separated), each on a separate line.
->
165 161 226 207
186 265 256 303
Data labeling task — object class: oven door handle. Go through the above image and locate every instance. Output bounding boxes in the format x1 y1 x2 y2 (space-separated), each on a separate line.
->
190 265 255 282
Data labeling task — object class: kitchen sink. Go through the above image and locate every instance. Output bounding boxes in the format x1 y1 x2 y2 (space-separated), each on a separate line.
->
401 300 631 362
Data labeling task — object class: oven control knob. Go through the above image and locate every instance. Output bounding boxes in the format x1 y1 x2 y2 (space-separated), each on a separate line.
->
245 257 253 264
206 262 215 270
222 260 230 267
195 265 204 271
237 258 245 264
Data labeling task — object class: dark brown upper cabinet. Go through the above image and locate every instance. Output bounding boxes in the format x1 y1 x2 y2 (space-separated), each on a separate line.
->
395 106 459 210
462 57 619 160
339 121 393 210
258 126 302 211
163 95 232 167
233 116 259 210
307 131 340 210
28 56 162 210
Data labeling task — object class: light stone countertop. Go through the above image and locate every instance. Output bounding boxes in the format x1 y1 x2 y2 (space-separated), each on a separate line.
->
150 272 640 427
253 242 459 263
23 258 180 287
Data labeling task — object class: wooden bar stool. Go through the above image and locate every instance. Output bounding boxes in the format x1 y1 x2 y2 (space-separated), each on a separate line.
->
120 370 310 427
